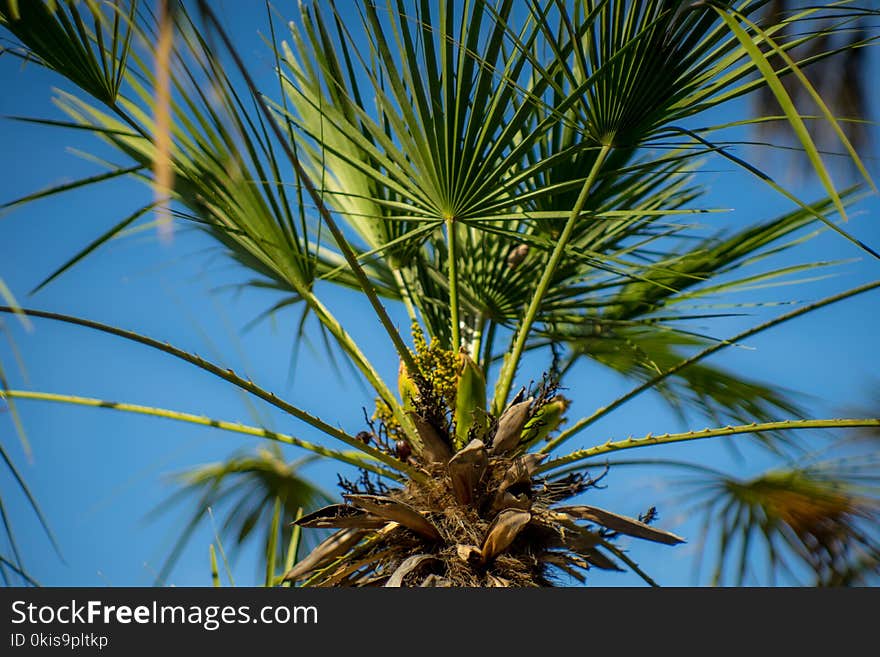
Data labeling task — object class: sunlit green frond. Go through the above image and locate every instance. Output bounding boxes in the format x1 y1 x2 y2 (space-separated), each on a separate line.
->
595 189 859 320
558 327 805 442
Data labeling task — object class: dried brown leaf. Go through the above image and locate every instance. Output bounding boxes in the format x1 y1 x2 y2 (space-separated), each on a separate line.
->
408 411 453 464
491 398 533 455
386 554 438 587
455 544 482 564
345 494 442 541
579 548 622 571
541 552 587 583
486 574 511 587
520 453 548 474
283 528 368 582
557 505 685 545
490 454 546 512
491 490 532 513
448 439 488 505
317 548 396 587
295 504 387 530
481 509 532 563
420 574 453 587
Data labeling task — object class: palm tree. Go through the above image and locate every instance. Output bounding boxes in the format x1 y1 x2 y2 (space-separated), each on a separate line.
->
0 0 878 586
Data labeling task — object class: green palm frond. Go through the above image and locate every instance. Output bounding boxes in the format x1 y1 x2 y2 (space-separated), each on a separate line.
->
0 0 137 107
560 328 806 443
682 451 880 586
2 0 871 398
149 447 332 586
753 1 877 176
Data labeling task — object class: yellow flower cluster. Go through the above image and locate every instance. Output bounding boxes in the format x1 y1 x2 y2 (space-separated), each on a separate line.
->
409 323 459 408
372 396 402 441
373 323 460 442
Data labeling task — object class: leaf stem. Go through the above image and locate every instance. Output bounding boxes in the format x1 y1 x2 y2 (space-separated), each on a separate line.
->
446 216 460 350
543 279 880 452
599 540 659 587
492 143 611 413
0 305 424 478
0 389 412 481
194 0 426 454
470 313 486 363
538 418 880 474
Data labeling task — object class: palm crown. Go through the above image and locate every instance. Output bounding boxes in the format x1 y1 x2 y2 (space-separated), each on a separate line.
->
0 0 878 586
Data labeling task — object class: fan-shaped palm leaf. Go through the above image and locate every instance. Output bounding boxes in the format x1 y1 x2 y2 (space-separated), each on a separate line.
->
680 449 880 586
148 447 332 585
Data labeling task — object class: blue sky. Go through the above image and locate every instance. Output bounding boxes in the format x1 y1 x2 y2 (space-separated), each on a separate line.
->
1 2 879 587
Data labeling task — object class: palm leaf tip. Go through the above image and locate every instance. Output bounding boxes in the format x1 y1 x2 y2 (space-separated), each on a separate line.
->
691 460 880 586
